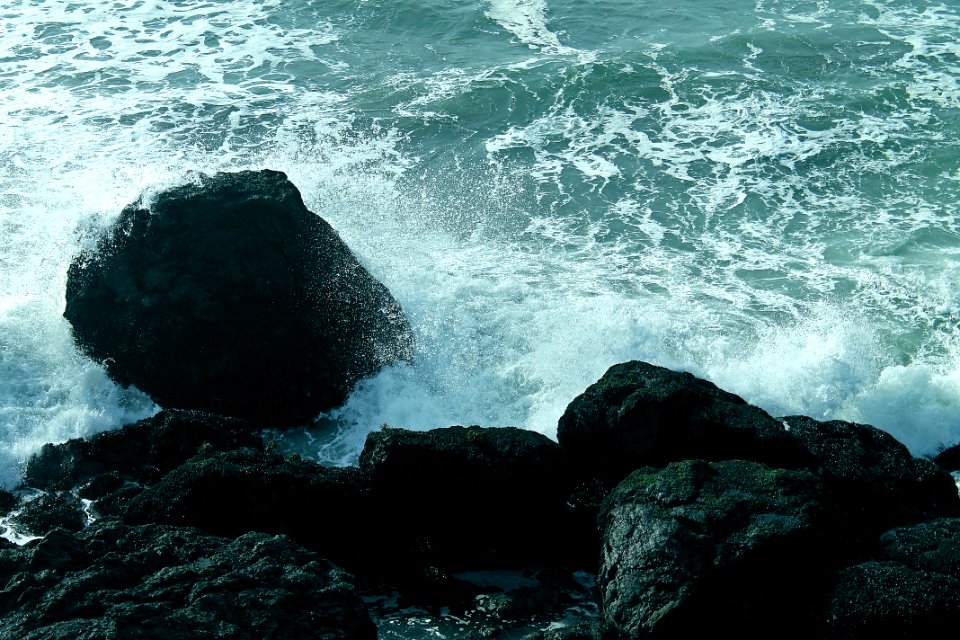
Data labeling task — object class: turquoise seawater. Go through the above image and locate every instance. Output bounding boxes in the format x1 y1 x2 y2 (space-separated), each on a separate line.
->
2 0 960 489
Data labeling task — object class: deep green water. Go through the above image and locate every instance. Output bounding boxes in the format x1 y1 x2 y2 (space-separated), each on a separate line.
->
2 0 960 489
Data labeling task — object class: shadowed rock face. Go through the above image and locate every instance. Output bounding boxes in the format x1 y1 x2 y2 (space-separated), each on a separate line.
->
359 425 576 570
596 459 834 639
824 561 960 638
65 170 412 425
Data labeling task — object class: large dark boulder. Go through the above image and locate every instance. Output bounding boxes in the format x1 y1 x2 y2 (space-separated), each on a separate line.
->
782 416 960 536
359 425 575 570
597 459 835 638
65 170 413 425
0 522 376 639
557 361 810 481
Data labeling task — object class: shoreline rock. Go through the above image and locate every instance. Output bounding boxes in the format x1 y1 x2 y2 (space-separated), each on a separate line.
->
0 522 376 640
64 170 413 425
597 459 834 638
5 359 959 639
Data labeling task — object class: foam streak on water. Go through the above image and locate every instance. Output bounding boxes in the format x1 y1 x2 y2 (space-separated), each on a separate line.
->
2 0 960 485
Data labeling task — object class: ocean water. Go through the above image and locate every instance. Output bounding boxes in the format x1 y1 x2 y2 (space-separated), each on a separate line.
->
2 0 960 490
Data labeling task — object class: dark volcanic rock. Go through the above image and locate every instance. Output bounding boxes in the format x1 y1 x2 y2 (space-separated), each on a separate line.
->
878 518 960 578
122 448 373 568
64 169 412 425
597 459 834 638
359 425 575 570
0 521 375 640
557 361 810 480
783 416 960 533
22 409 262 491
10 492 85 536
823 561 960 638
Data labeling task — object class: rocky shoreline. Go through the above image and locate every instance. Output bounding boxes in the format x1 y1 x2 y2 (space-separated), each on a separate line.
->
3 362 960 639
2 171 959 638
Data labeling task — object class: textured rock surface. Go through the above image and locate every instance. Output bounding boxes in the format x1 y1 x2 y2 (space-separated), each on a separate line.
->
557 361 810 481
10 357 960 638
823 561 960 638
597 459 833 638
121 448 372 569
0 522 376 640
934 442 960 471
8 491 85 537
64 170 412 425
22 410 261 492
783 416 959 533
878 517 960 578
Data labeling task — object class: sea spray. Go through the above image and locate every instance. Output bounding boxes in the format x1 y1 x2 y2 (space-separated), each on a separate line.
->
2 0 960 487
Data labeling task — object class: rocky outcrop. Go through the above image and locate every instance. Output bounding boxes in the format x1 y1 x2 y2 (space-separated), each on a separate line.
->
878 518 960 578
64 170 413 425
0 522 376 640
782 416 959 536
9 491 85 537
934 442 960 471
557 360 810 482
596 459 833 638
9 358 960 638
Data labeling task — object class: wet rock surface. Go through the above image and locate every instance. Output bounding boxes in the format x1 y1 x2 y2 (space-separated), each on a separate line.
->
596 459 833 638
359 425 579 570
0 521 376 640
823 561 960 638
64 170 413 425
782 415 959 535
557 360 811 482
23 410 261 492
7 358 959 638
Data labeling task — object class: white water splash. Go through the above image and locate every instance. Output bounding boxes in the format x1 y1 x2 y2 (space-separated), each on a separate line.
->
485 0 575 54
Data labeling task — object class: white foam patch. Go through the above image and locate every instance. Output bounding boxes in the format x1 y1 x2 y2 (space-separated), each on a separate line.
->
846 364 960 455
485 0 575 54
862 0 960 111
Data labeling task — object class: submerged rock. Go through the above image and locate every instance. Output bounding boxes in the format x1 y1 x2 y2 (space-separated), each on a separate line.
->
64 170 412 425
597 459 833 638
0 521 376 640
557 361 810 481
